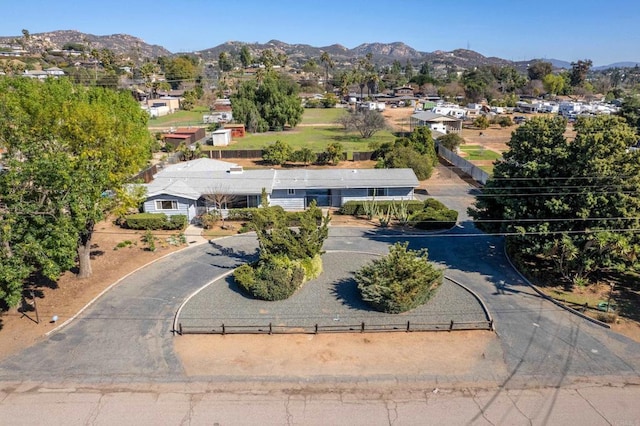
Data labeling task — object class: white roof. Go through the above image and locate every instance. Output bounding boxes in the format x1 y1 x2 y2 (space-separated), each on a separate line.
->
145 159 419 199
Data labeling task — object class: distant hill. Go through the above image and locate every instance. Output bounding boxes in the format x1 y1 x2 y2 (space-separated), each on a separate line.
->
0 30 171 59
1 30 637 73
593 62 640 71
196 40 512 70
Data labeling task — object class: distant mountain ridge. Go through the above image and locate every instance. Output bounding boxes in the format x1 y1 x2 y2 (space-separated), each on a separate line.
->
0 30 635 70
0 30 171 58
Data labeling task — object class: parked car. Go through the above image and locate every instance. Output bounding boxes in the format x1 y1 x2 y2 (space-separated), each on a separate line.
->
514 116 527 124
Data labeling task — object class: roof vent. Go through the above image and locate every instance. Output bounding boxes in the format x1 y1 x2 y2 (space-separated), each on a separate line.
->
228 166 244 174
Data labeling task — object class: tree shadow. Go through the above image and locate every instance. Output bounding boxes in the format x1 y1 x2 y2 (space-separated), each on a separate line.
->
207 241 257 267
331 276 375 312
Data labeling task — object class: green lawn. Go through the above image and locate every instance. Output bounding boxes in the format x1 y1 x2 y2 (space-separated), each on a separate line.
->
148 107 209 127
220 125 395 152
148 106 392 153
459 145 502 161
300 108 348 124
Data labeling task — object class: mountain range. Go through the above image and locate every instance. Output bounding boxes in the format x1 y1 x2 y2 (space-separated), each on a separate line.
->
1 30 637 71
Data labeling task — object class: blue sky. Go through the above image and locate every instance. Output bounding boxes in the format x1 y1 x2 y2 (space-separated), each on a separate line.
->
4 0 639 66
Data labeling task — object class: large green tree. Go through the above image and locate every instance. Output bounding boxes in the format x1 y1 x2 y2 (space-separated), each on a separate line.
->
527 61 553 81
163 55 199 89
231 70 304 132
0 77 153 307
469 115 640 286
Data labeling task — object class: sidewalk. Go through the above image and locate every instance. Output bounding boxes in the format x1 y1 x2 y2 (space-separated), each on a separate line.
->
183 224 208 245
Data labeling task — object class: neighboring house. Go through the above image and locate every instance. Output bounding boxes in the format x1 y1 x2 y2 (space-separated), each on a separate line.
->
144 97 180 113
23 67 66 80
394 86 414 96
162 127 206 148
410 111 463 134
142 158 419 222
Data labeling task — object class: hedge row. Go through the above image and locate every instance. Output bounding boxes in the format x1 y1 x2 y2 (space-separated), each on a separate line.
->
410 209 458 230
124 213 187 230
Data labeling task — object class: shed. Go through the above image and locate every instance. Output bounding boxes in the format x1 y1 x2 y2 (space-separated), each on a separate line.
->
211 129 232 146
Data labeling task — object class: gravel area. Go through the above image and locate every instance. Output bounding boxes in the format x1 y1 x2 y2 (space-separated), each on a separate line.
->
177 251 490 333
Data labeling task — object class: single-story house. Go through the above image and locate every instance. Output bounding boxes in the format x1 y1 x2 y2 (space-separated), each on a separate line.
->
410 111 463 134
142 158 419 222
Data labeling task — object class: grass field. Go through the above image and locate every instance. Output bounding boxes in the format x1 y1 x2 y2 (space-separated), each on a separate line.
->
300 108 348 124
148 106 209 127
459 145 502 161
221 125 396 152
148 106 394 153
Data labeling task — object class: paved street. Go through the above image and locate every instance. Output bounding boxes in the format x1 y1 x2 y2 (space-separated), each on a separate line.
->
1 164 640 423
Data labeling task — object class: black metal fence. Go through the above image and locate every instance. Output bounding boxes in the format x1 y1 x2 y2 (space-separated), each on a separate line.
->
176 319 493 336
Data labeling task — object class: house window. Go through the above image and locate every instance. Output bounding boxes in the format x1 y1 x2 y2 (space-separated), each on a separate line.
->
155 200 178 210
367 188 387 197
287 189 295 195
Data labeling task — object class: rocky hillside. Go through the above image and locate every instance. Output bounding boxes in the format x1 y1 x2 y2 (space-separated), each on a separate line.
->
0 30 171 59
0 30 579 71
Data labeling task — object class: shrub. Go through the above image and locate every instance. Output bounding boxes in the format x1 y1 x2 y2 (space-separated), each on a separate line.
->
423 198 448 210
300 254 323 281
124 213 170 230
227 208 258 221
492 115 513 127
473 115 490 130
339 200 423 216
410 209 458 230
436 133 465 151
123 213 187 230
167 214 188 230
355 242 443 313
234 257 305 301
200 211 222 229
141 230 157 252
114 240 133 250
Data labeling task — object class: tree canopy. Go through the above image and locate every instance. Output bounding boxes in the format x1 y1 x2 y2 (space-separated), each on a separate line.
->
231 70 304 132
375 127 438 180
469 115 640 286
0 77 153 308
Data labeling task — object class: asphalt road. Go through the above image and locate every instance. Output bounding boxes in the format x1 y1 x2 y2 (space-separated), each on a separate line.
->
1 164 640 423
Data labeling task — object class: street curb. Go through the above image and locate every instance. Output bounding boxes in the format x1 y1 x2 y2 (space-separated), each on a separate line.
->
444 276 494 331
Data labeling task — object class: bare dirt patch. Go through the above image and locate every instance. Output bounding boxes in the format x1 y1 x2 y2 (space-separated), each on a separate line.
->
174 331 500 378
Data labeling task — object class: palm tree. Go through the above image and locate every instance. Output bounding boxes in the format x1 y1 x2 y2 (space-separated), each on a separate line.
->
320 51 334 92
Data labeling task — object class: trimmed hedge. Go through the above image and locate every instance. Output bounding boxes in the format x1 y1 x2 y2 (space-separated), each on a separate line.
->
226 208 258 221
339 200 424 216
124 213 187 230
224 207 323 226
410 209 458 230
234 256 306 301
